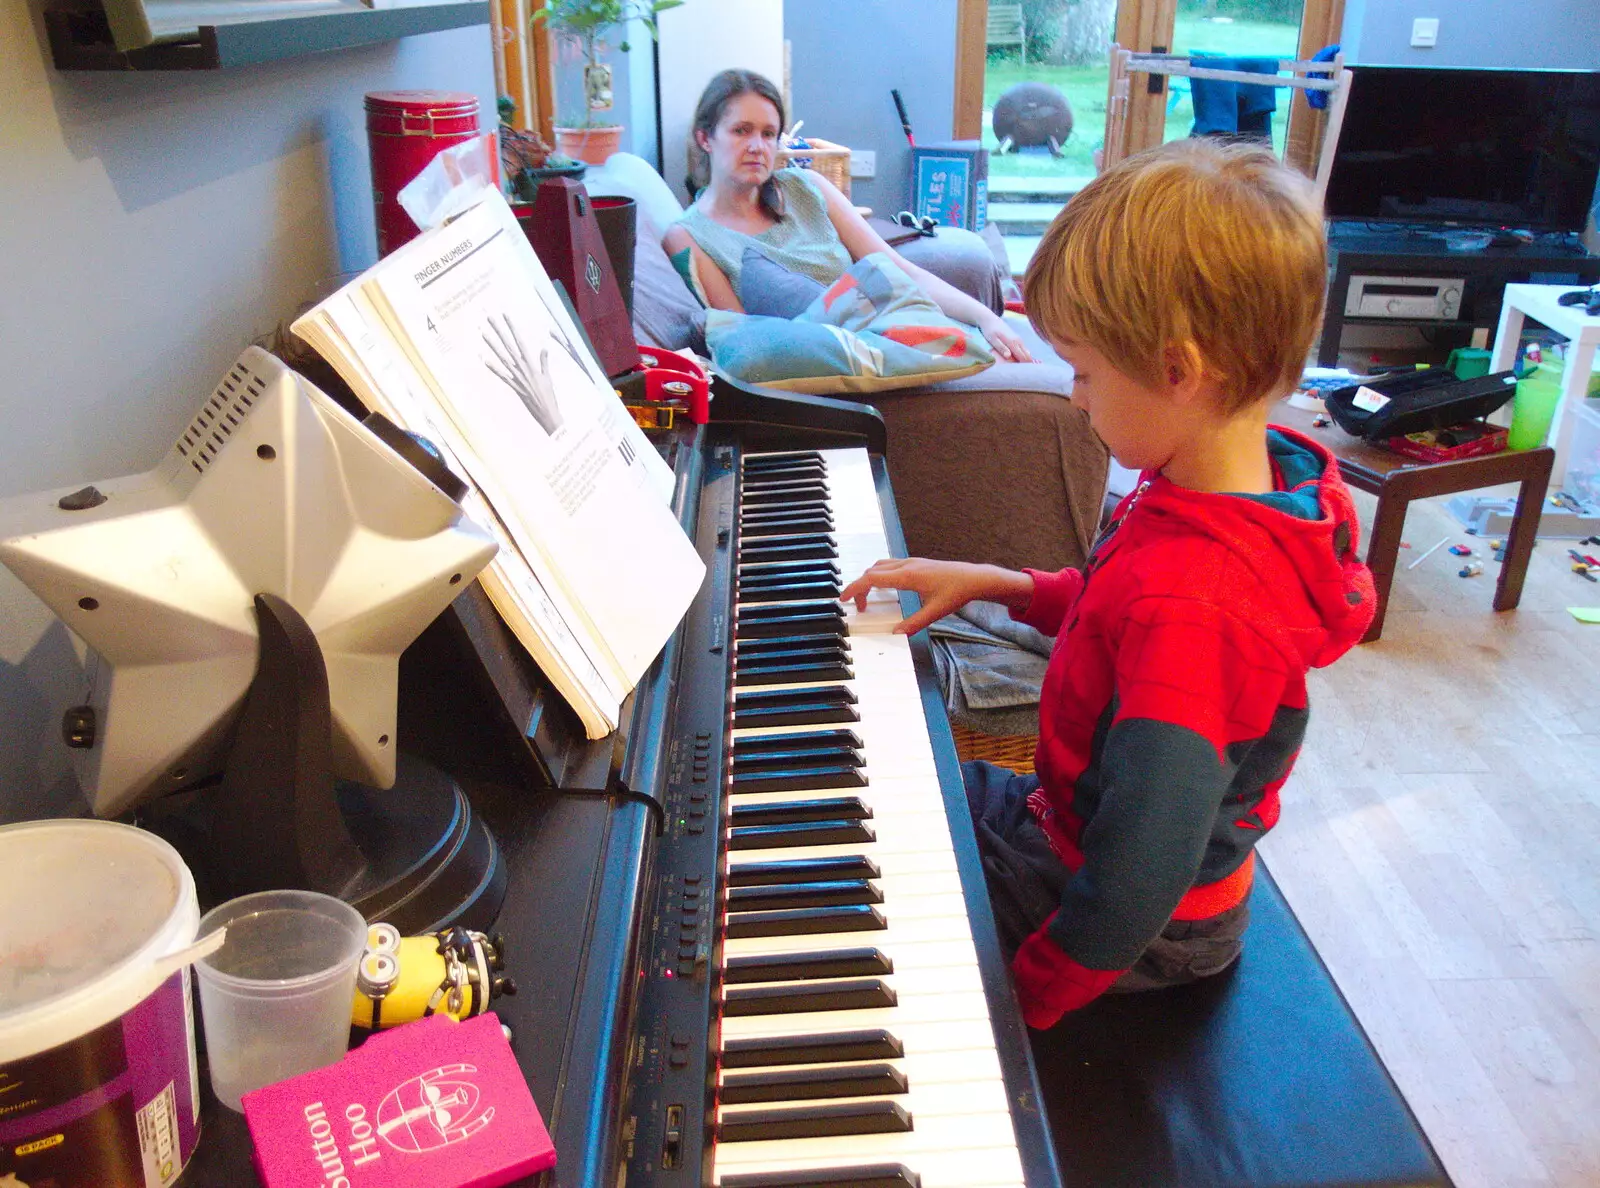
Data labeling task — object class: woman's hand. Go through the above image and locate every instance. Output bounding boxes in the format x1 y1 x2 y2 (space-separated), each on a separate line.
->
840 559 1035 636
977 311 1034 363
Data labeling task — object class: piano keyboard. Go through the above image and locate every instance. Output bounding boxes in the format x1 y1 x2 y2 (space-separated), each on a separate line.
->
708 449 1028 1188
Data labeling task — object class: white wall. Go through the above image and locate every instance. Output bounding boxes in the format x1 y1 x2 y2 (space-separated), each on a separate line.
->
1342 0 1600 68
655 0 784 203
0 0 494 822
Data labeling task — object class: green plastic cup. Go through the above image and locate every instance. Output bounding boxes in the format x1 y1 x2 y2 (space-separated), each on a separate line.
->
1507 361 1564 450
1446 347 1492 380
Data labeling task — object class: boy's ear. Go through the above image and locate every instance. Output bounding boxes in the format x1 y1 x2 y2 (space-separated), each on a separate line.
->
1161 341 1210 404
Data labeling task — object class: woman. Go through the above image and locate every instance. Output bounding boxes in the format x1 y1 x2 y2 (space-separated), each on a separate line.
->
663 70 1032 363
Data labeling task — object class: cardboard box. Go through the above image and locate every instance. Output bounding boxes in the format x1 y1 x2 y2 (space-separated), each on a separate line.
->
911 141 989 232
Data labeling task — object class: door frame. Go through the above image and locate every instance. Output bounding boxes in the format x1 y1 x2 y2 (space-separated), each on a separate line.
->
954 0 988 140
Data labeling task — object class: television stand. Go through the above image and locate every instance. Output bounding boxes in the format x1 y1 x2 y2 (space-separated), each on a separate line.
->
1319 225 1600 366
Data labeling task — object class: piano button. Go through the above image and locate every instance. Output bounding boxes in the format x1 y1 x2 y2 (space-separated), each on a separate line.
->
721 1027 904 1068
722 977 897 1017
723 946 893 983
733 728 864 753
730 797 870 826
734 661 855 687
719 1063 909 1105
727 855 882 887
731 766 868 795
729 820 875 851
718 1162 922 1188
724 903 887 938
716 1100 912 1144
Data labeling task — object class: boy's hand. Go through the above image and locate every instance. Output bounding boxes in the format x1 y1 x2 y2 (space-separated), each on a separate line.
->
840 559 1033 636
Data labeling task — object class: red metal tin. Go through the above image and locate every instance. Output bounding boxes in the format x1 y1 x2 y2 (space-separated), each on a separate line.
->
365 90 480 257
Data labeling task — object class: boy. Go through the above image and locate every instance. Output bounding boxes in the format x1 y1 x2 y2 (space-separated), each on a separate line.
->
840 139 1376 1030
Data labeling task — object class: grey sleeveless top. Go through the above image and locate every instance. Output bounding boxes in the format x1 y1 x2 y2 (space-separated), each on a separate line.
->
673 168 853 300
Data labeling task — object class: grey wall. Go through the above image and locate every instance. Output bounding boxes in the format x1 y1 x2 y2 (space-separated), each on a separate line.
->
1343 0 1600 68
0 0 495 823
785 0 959 215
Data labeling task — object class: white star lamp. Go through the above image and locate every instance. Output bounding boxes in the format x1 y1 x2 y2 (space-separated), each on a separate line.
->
0 346 497 820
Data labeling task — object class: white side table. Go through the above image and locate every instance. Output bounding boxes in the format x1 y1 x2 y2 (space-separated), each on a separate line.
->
1489 282 1600 488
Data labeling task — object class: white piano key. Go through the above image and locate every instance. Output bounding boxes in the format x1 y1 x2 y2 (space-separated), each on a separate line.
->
718 1045 1007 1090
714 1121 1026 1181
720 988 995 1040
719 1077 1010 1124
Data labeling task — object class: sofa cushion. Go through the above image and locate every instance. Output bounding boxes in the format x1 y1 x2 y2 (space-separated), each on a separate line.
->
705 253 996 395
739 245 829 319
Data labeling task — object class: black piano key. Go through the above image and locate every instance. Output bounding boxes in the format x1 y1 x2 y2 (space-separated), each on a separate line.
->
721 1028 904 1068
741 501 833 522
738 566 840 589
725 903 887 938
720 1164 922 1188
727 855 881 887
734 660 854 686
729 820 875 851
720 1062 910 1104
725 878 882 913
732 698 859 729
740 599 843 622
736 610 846 639
737 581 844 604
742 464 827 483
734 648 853 675
740 516 835 538
731 745 863 773
717 1100 912 1143
730 799 871 828
734 634 849 658
745 449 823 466
723 945 894 983
736 558 841 577
741 484 831 506
740 544 837 566
731 765 868 794
732 728 864 753
723 977 897 1018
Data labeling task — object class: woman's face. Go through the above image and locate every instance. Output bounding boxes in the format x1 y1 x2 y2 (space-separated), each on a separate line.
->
699 92 782 187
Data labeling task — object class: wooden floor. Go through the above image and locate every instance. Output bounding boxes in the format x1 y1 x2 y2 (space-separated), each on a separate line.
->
1261 486 1600 1188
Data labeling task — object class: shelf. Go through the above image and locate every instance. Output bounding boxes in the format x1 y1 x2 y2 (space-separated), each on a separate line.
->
45 0 488 70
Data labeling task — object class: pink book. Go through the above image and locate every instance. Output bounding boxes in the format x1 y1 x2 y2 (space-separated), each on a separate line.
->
243 1013 556 1188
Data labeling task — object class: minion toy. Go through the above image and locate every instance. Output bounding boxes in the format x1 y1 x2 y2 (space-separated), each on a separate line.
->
352 923 516 1031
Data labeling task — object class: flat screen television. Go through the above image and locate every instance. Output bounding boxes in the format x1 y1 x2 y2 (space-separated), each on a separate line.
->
1324 66 1600 233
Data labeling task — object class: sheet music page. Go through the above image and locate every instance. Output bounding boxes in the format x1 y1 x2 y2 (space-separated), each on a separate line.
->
293 288 626 736
359 192 704 689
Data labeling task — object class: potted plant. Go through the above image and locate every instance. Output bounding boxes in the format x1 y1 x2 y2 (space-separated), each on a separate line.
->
533 0 683 166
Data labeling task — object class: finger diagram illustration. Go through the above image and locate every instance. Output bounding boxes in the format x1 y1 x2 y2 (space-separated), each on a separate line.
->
483 312 564 435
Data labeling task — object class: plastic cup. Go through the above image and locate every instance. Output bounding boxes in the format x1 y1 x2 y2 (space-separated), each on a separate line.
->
194 889 367 1111
1507 361 1564 450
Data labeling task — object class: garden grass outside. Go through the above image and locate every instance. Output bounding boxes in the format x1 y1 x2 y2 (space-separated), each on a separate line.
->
983 14 1302 185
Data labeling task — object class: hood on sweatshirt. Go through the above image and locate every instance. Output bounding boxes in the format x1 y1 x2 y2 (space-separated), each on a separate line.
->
1114 427 1376 669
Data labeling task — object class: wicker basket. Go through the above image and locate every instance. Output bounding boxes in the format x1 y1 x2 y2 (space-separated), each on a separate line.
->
949 724 1038 774
776 137 851 198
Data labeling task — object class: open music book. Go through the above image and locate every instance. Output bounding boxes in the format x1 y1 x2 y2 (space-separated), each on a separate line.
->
292 188 704 739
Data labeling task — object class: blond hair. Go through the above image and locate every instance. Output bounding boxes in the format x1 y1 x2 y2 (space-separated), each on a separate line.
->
1024 138 1326 412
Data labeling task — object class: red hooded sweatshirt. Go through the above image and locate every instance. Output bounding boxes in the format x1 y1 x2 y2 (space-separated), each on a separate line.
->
1008 427 1375 1028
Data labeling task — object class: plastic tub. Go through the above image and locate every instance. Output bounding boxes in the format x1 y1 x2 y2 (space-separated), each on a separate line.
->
0 819 203 1186
194 890 366 1112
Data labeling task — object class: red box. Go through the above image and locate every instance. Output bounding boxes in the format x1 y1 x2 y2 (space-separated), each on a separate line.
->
1386 423 1508 464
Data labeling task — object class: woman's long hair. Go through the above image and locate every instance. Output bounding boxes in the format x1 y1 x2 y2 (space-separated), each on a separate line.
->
686 69 787 221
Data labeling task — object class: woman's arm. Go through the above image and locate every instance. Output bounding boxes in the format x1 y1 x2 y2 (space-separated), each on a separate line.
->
807 172 1033 363
661 224 743 312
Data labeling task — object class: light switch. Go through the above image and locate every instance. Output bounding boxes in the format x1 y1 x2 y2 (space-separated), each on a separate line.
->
850 150 877 179
1410 17 1439 47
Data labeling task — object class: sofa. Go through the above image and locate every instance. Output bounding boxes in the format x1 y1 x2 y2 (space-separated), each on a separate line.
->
583 154 1110 575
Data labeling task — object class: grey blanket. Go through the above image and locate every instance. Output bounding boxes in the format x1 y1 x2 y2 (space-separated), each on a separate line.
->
927 600 1054 736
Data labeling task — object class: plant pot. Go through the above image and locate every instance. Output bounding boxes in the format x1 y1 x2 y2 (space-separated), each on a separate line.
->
554 125 623 167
